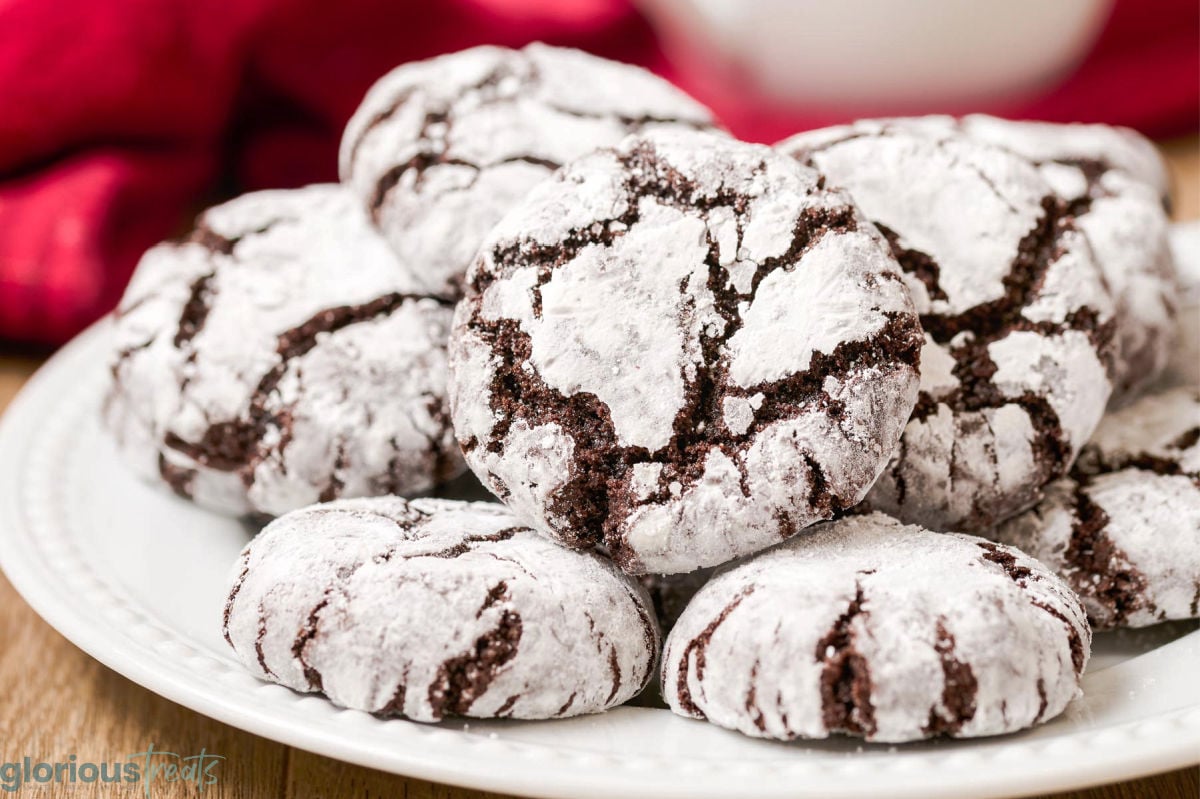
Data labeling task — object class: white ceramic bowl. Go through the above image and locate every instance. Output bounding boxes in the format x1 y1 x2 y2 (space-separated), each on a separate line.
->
640 0 1113 110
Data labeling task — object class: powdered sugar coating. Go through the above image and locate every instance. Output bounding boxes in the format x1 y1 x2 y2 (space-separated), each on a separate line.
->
449 129 922 574
779 122 1116 532
339 43 715 296
661 512 1090 743
1158 221 1200 389
888 114 1177 402
992 386 1200 628
223 497 658 721
949 115 1170 197
105 185 464 517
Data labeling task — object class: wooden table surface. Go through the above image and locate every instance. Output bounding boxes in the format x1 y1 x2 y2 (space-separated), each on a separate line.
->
1 138 1198 799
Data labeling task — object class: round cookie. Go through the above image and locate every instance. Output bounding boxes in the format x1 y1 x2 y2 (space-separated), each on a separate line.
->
890 114 1178 402
222 497 659 721
661 512 1091 743
449 129 923 574
779 121 1116 532
339 43 716 296
992 386 1200 629
105 184 464 517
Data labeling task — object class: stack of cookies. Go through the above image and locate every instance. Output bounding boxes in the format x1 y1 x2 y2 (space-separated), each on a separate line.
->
104 44 1198 744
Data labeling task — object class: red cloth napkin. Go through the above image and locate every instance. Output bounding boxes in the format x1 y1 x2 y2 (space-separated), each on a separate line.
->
0 0 1195 346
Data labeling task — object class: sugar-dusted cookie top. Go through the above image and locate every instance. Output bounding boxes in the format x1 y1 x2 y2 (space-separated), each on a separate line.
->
451 129 922 574
223 497 660 721
340 43 716 296
662 512 1090 743
106 184 462 516
994 386 1200 629
780 121 1116 531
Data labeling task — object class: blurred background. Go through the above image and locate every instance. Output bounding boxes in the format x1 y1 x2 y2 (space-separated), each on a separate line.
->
0 0 1195 349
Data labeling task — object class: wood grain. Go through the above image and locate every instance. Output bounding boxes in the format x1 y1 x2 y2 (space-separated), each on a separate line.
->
0 137 1197 799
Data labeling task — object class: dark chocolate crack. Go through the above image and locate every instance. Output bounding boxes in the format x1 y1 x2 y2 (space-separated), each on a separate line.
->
188 226 236 256
976 541 1034 583
923 620 978 736
555 691 577 717
468 139 921 564
605 648 622 704
671 585 754 718
349 55 528 175
744 660 767 732
221 554 251 646
113 219 277 381
798 129 1116 524
419 527 520 560
476 580 510 618
621 583 660 665
293 595 332 691
109 337 154 381
427 609 522 719
157 453 196 499
359 52 661 227
186 216 287 258
1063 482 1151 626
1030 599 1087 676
875 223 947 302
495 694 521 717
376 682 408 718
286 554 378 692
418 391 461 489
343 86 417 175
254 607 276 679
368 154 478 222
1033 678 1049 723
886 197 1113 524
978 543 1088 668
1073 418 1200 489
1046 157 1116 217
161 292 452 494
815 581 876 737
317 443 348 503
173 272 216 348
1172 427 1200 452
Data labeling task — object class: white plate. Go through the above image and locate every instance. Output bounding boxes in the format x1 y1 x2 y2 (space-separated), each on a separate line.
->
1 320 1197 799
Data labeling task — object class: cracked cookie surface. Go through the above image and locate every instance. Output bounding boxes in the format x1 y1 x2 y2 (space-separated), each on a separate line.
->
661 512 1090 743
449 129 922 574
992 386 1200 629
339 43 716 296
105 184 464 517
222 496 659 721
879 114 1178 403
779 122 1117 532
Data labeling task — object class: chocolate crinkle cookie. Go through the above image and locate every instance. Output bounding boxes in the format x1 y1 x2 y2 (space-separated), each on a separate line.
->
661 512 1091 743
449 129 923 575
884 114 1178 403
222 497 659 721
992 386 1200 629
779 121 1117 533
105 184 464 518
339 43 716 296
